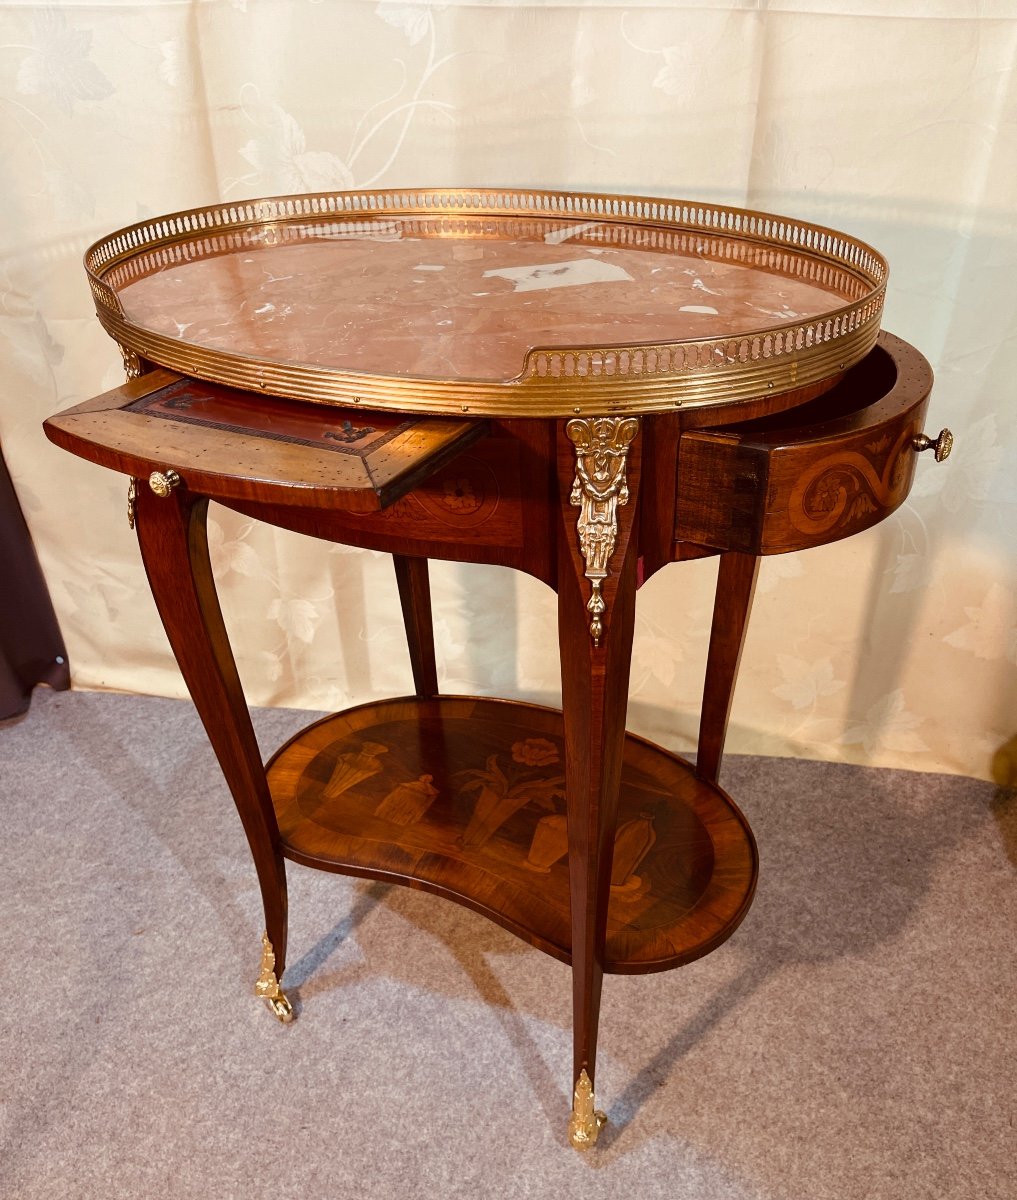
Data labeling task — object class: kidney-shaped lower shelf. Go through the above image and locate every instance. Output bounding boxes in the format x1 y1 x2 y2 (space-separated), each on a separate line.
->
266 696 758 975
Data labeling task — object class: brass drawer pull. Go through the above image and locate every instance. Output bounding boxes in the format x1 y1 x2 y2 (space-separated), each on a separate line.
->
912 428 953 462
149 469 181 496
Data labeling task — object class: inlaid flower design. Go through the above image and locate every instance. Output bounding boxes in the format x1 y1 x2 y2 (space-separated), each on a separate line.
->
811 473 842 514
511 738 559 768
458 747 564 848
440 478 480 513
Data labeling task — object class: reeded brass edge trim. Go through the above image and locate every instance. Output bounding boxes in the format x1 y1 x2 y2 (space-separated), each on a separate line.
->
96 312 880 418
88 188 887 417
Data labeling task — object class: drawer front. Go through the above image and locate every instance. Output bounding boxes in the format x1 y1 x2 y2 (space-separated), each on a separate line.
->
675 333 935 555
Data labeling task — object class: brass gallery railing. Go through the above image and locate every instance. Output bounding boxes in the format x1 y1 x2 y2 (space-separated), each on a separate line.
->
85 187 887 417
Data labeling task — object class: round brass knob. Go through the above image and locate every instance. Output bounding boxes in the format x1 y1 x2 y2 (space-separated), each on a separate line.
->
148 469 181 497
912 428 953 462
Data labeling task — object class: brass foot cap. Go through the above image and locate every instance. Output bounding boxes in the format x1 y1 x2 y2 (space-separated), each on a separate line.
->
568 1109 607 1150
568 1069 607 1149
255 932 293 1023
263 992 294 1024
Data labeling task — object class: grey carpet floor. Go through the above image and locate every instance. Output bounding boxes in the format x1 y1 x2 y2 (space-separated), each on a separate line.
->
1 688 1014 1200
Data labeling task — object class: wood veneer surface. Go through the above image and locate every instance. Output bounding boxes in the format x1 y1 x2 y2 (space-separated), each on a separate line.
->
267 697 758 974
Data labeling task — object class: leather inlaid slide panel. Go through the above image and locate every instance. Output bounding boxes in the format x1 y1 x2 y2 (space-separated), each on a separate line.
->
44 370 488 513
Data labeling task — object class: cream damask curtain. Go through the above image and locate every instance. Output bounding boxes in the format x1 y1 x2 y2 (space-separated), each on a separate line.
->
1 0 1013 780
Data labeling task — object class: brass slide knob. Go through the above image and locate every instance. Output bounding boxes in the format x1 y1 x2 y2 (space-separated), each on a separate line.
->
912 428 953 462
148 469 181 496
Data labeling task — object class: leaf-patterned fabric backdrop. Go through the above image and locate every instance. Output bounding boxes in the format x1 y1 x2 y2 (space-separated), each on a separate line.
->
1 0 1014 780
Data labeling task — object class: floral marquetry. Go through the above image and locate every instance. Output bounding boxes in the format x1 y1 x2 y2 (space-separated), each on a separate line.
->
266 696 757 973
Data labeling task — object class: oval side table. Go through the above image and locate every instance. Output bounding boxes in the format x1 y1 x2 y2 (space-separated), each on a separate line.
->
45 189 950 1149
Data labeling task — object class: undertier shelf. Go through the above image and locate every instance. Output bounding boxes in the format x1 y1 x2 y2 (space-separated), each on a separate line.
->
266 696 758 974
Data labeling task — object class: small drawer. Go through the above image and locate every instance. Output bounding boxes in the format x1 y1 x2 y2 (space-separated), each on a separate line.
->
675 332 937 555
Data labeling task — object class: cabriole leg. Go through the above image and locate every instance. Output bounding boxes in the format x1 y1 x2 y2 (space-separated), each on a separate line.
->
134 485 290 1021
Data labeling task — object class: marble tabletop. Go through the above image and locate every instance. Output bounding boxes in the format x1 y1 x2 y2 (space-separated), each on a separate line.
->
107 214 870 384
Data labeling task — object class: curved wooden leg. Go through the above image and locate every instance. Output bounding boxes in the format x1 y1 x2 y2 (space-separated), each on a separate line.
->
134 486 290 1020
557 417 641 1148
696 551 759 785
393 554 438 698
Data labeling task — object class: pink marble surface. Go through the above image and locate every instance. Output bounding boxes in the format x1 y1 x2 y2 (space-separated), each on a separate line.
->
112 216 867 383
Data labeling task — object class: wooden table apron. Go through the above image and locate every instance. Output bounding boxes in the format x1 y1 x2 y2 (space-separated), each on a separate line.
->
44 329 937 1148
